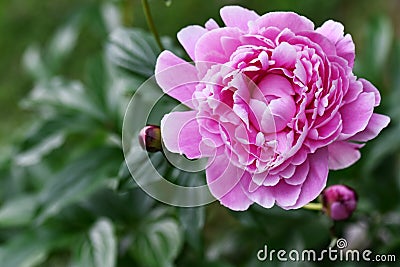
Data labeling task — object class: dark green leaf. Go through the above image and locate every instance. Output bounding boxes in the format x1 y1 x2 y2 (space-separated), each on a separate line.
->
22 78 106 123
69 240 94 267
178 207 205 253
0 227 77 267
89 218 117 267
132 217 183 267
107 28 160 77
36 147 122 223
46 16 81 72
0 194 37 227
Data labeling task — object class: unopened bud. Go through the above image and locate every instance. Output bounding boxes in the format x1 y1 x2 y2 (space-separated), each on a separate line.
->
322 185 357 221
138 125 162 152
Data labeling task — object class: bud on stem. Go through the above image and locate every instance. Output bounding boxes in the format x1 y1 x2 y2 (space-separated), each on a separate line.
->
322 185 357 221
139 125 162 152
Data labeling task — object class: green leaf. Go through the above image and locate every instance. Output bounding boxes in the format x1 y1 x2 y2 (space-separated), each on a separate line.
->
22 78 106 123
106 28 160 77
0 227 76 267
89 218 117 267
83 188 155 224
132 217 183 267
69 240 94 267
85 55 137 132
36 147 122 223
164 0 172 7
46 16 81 72
0 194 37 227
15 132 65 166
22 44 49 81
178 207 205 253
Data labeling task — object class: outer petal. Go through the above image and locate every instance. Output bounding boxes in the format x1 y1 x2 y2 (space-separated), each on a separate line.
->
195 27 242 64
316 20 355 67
206 154 253 211
155 51 198 108
161 111 203 159
273 180 302 207
177 25 207 60
339 92 375 139
284 148 329 209
205 19 219 30
243 175 302 208
255 12 314 33
241 174 275 208
316 20 344 44
359 78 381 106
328 141 364 170
351 113 390 142
336 34 355 68
220 5 259 31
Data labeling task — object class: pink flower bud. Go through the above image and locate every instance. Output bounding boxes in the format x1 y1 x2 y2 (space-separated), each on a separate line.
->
138 125 162 152
322 185 357 221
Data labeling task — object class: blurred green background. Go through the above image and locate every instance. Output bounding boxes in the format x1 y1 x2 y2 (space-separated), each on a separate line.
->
0 0 399 266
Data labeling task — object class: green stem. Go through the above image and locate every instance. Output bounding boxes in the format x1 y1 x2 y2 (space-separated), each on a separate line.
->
121 0 134 27
141 0 164 51
302 202 323 211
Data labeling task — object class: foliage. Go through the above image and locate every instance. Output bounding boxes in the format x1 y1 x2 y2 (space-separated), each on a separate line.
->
0 1 399 267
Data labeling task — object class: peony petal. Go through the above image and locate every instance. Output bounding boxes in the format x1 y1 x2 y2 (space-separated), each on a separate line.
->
258 74 295 97
195 27 242 64
279 162 296 178
284 147 329 209
328 141 364 170
155 51 198 108
220 5 259 31
268 97 296 132
221 36 242 56
316 20 344 44
359 79 381 106
263 174 280 186
351 113 390 142
177 25 208 60
273 180 302 207
255 12 314 33
340 92 375 139
161 111 204 159
343 79 363 104
271 42 297 68
206 154 253 210
316 20 355 67
285 160 310 185
205 19 219 30
241 174 275 208
248 99 275 133
299 31 337 56
336 34 355 67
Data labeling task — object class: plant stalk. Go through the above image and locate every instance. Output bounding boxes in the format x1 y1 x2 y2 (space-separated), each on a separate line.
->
141 0 164 51
302 202 323 211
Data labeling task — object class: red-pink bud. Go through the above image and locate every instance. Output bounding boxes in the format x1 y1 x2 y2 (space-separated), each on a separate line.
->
322 185 357 221
138 125 162 152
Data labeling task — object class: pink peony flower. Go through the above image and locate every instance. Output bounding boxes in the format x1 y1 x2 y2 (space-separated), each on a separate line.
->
155 6 390 210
